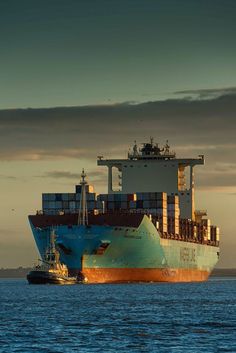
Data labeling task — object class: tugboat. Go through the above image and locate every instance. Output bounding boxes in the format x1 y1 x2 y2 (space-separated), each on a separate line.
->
27 229 79 284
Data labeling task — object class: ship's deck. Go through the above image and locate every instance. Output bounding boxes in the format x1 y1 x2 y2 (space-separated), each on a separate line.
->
29 213 144 228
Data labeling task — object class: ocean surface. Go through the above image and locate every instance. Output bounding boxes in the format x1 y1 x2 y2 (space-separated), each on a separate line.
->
0 278 235 353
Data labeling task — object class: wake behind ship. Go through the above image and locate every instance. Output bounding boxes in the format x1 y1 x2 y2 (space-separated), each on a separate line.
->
29 139 220 283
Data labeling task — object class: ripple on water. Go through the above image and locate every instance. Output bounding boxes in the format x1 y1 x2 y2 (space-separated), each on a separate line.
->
0 279 236 353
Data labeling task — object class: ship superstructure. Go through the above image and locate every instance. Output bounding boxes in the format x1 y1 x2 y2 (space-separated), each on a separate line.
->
29 139 219 283
98 138 204 220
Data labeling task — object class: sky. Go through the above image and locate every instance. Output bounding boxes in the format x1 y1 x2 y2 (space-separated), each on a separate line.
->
0 0 235 268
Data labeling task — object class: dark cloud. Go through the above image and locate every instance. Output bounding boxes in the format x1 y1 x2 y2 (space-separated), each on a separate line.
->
1 92 236 188
175 86 236 99
39 169 107 186
41 171 81 179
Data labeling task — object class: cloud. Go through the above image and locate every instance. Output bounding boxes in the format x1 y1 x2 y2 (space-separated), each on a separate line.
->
175 86 236 99
1 91 236 188
39 169 107 186
40 171 81 179
196 170 236 188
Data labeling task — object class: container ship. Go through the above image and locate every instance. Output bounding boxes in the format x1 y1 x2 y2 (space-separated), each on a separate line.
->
29 139 220 283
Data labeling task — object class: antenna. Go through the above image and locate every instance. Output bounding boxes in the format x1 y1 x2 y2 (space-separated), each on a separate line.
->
133 140 138 156
78 169 88 226
164 140 170 154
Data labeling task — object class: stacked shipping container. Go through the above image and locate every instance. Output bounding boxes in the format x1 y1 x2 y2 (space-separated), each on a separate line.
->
41 187 219 245
97 193 137 212
42 184 98 215
167 195 180 235
97 192 168 233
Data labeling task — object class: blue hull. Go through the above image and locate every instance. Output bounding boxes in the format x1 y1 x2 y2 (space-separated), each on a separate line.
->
29 215 219 281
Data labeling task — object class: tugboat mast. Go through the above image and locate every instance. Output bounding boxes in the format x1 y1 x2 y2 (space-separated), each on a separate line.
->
78 169 88 226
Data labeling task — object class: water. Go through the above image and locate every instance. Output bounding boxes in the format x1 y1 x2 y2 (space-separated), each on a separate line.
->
0 278 235 353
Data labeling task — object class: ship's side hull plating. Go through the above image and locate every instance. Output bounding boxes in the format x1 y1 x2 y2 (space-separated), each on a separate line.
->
29 215 219 283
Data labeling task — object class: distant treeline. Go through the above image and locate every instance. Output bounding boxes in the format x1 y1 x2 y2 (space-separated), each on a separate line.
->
0 267 236 278
0 267 32 278
211 268 236 277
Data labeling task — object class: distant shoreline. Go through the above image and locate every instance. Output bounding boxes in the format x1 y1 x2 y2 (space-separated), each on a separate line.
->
0 267 236 279
210 268 236 277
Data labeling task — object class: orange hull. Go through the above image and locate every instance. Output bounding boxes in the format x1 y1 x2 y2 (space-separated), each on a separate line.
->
82 268 210 283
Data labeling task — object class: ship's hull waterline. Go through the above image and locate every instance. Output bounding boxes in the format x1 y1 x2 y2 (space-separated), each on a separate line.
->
81 268 210 283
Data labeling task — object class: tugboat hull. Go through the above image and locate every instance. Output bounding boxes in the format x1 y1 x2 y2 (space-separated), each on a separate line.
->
27 270 78 285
